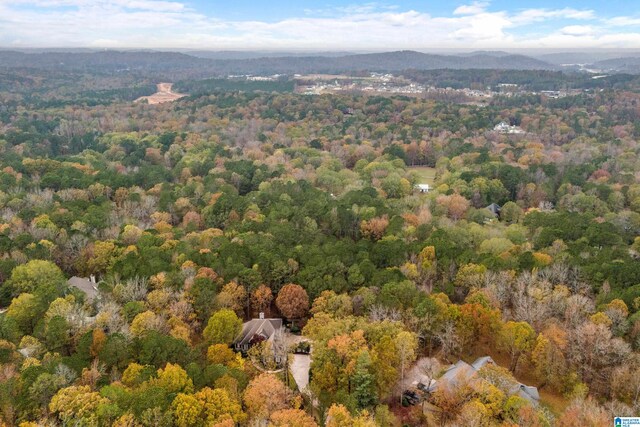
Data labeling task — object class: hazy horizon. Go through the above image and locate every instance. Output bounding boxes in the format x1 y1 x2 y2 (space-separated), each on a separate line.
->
3 47 640 53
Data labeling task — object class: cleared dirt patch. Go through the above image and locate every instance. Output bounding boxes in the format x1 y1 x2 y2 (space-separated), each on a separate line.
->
136 82 186 105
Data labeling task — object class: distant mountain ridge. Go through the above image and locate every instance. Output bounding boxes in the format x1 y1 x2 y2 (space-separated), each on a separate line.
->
534 51 640 66
0 49 558 77
185 50 358 60
0 50 209 71
590 57 640 73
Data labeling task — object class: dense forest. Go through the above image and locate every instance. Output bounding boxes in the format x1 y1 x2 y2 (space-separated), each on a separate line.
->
0 66 640 426
173 79 295 96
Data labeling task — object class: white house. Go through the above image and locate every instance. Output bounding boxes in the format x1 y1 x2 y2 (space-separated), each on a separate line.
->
415 184 431 193
493 122 524 134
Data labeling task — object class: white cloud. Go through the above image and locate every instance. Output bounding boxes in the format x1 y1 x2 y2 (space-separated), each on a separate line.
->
527 31 640 48
122 1 185 12
607 16 640 27
453 1 489 16
560 25 595 36
510 8 594 25
0 1 636 49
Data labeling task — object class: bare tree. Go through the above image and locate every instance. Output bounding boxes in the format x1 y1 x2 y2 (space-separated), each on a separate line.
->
564 295 595 328
368 304 402 322
418 357 442 391
95 301 129 334
540 263 584 292
568 321 631 394
511 277 550 331
272 328 290 370
435 320 461 362
113 276 149 303
483 270 515 310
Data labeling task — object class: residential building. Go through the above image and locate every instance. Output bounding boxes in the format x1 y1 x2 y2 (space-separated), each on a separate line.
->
67 275 98 301
234 314 283 353
415 183 431 193
426 356 539 404
493 121 524 134
486 203 502 217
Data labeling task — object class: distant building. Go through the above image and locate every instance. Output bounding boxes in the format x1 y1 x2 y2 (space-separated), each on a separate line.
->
234 314 283 353
67 275 98 301
493 121 524 134
427 356 539 404
415 184 431 193
494 121 510 132
540 90 562 99
486 203 502 218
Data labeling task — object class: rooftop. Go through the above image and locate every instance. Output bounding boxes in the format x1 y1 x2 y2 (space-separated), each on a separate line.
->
428 356 539 404
235 317 283 347
67 276 98 301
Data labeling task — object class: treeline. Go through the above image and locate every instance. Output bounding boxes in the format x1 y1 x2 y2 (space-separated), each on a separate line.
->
403 68 640 91
0 50 555 78
0 69 156 106
174 78 295 95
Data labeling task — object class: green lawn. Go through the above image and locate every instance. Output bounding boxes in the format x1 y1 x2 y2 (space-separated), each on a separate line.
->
408 166 437 186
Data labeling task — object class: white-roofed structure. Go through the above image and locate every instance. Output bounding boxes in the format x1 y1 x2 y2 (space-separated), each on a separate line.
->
415 183 431 193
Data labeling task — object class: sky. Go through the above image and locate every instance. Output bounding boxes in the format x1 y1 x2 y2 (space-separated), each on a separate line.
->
0 0 640 49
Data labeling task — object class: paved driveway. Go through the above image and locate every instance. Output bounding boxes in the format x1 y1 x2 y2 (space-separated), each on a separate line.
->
290 353 311 392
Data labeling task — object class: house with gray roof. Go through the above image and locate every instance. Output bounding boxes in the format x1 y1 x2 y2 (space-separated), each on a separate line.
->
427 356 539 404
67 275 98 302
486 203 502 218
513 383 540 402
234 314 283 353
471 355 493 370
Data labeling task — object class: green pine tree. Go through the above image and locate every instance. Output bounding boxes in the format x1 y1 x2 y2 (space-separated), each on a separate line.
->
352 350 377 409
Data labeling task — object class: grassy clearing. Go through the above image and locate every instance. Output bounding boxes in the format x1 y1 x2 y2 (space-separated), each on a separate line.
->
408 166 437 186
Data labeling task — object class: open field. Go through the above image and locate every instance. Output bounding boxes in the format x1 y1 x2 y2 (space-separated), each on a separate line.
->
135 82 186 104
408 166 437 186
